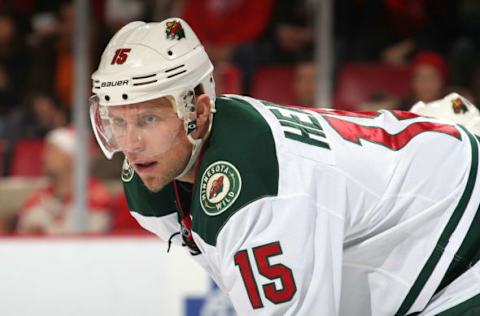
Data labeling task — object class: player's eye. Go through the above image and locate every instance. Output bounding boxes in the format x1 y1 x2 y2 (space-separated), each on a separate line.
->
112 117 127 128
140 114 159 126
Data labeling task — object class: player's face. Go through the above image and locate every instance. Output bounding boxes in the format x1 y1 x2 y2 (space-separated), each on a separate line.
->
413 65 444 102
43 143 72 180
294 61 316 107
108 97 192 192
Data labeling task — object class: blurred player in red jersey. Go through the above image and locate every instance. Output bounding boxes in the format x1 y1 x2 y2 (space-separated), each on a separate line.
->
16 127 112 235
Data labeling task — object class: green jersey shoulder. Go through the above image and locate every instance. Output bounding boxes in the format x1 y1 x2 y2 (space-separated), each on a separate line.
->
191 96 279 246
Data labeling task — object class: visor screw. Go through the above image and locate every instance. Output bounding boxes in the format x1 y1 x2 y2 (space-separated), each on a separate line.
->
167 50 173 56
105 95 110 101
122 94 128 100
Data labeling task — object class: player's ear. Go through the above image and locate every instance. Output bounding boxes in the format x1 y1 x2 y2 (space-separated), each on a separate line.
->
196 94 211 127
192 94 211 139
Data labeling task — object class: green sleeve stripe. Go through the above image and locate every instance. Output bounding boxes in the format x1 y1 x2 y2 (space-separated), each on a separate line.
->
435 134 480 293
436 292 480 315
436 192 480 293
396 126 479 315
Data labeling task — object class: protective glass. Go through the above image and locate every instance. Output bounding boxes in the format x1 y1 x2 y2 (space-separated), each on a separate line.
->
89 95 184 159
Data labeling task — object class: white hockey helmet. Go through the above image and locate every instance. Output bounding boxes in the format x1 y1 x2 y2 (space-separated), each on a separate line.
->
90 18 215 178
410 93 480 135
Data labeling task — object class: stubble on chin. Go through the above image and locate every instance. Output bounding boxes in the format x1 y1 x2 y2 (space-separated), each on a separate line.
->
139 159 185 192
141 171 174 192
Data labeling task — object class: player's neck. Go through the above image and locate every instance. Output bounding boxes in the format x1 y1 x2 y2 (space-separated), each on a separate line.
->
177 167 195 184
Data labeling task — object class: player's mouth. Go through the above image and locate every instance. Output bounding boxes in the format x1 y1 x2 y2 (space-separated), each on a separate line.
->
134 161 158 173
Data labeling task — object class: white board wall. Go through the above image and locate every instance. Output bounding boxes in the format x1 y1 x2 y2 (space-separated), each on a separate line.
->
0 237 211 316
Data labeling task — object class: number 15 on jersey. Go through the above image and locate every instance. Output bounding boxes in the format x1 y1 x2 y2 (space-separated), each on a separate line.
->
234 241 297 309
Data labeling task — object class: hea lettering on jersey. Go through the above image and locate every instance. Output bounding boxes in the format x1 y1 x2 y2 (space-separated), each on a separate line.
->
123 95 480 315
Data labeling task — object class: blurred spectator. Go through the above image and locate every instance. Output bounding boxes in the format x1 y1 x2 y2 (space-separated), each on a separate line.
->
16 127 112 235
0 9 30 117
293 57 316 107
234 0 314 93
27 1 101 108
6 92 68 139
2 92 68 175
266 0 314 64
336 0 458 65
181 0 274 64
411 51 449 103
394 51 449 111
449 0 480 104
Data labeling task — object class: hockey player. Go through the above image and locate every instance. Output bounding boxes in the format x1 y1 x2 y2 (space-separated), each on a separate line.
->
89 18 480 315
410 93 480 136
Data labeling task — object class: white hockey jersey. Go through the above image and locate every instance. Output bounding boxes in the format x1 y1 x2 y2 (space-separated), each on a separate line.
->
122 95 480 315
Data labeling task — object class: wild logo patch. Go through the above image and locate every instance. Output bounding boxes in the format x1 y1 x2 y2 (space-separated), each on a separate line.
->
166 20 185 40
452 98 468 114
200 161 241 216
121 158 134 182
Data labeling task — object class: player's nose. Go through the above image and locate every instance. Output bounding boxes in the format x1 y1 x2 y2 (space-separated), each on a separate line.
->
123 127 145 155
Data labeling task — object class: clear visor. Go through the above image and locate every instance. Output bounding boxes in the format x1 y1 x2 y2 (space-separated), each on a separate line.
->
89 95 184 159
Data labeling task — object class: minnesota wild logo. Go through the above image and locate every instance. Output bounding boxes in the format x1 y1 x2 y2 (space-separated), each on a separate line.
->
121 158 134 182
452 98 468 114
200 161 241 216
209 175 224 199
166 20 185 40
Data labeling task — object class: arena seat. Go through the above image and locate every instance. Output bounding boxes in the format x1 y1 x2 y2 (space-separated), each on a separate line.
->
9 139 45 177
251 66 296 105
334 63 412 110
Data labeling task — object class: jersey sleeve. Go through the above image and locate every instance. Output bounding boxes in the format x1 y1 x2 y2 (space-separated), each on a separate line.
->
214 195 344 315
188 96 343 314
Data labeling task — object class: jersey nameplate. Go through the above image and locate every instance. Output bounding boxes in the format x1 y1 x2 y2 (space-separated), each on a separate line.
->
262 101 330 150
200 161 242 216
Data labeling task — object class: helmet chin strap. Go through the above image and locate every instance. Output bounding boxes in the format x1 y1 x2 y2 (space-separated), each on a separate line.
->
175 100 216 180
